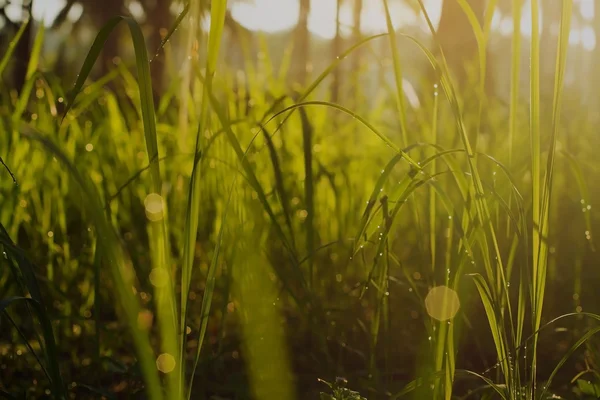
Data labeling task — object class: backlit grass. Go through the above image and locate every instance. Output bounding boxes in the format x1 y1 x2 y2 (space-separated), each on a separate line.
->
2 0 600 399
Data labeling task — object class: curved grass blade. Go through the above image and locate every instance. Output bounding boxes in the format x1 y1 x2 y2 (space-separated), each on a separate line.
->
382 0 408 145
61 15 179 397
20 124 164 400
469 274 511 382
538 326 600 400
390 369 508 400
180 3 228 396
0 156 16 183
62 15 162 189
149 2 190 64
265 101 422 170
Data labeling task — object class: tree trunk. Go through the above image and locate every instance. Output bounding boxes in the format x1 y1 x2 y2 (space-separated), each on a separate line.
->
436 0 485 86
330 0 342 104
13 1 33 93
351 0 363 110
145 0 172 103
88 0 124 76
292 0 310 86
593 2 600 112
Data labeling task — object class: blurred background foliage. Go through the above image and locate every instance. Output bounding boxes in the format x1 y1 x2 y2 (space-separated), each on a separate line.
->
2 0 600 399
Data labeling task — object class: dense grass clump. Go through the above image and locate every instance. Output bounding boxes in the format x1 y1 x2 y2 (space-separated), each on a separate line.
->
2 0 600 399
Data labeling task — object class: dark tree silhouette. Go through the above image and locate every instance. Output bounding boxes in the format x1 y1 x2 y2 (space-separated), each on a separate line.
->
292 0 310 86
436 0 486 86
0 0 33 92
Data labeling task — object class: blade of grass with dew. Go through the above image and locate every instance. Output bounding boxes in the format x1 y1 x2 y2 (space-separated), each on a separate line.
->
561 150 595 251
538 325 600 400
265 101 422 170
266 34 387 142
20 124 164 400
410 8 517 374
429 88 439 275
529 4 541 383
391 369 508 400
258 123 296 247
299 107 315 289
469 274 511 383
149 2 190 64
62 14 181 396
177 0 203 148
180 3 227 395
506 0 523 237
532 0 572 394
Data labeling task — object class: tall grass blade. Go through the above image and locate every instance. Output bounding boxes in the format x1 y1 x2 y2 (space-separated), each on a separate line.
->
0 18 30 79
180 3 227 396
20 125 164 400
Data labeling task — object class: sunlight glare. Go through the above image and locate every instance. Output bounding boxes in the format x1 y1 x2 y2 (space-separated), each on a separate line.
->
308 0 338 39
499 17 513 37
570 29 581 46
231 0 299 33
231 0 444 38
32 0 65 26
581 26 596 51
579 0 594 22
520 0 544 38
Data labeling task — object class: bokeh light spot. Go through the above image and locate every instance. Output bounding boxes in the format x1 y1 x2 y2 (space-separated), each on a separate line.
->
144 193 164 221
425 286 460 321
156 353 176 373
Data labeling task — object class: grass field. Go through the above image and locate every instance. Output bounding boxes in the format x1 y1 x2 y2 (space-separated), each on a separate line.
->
2 0 600 399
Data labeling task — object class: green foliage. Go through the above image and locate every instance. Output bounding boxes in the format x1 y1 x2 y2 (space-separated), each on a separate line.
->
319 378 367 400
2 0 600 399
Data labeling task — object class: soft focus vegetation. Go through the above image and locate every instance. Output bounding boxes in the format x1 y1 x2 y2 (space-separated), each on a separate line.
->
2 0 600 399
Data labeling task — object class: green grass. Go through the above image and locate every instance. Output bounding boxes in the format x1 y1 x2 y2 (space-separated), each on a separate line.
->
2 0 600 399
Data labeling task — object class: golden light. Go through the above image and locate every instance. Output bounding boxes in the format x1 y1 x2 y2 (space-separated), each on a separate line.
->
424 286 460 321
156 353 176 374
149 268 168 288
144 193 164 222
230 0 444 39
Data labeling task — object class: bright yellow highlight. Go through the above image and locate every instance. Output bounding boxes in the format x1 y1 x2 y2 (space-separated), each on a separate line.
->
144 193 164 221
424 286 460 321
149 268 168 288
156 353 176 374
